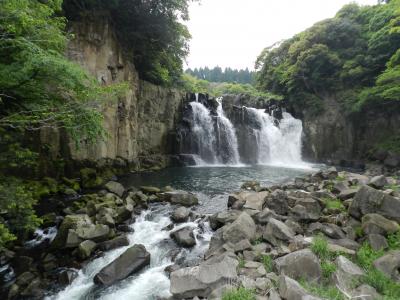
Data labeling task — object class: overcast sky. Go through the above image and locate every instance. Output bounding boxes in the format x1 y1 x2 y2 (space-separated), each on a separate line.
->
185 0 378 70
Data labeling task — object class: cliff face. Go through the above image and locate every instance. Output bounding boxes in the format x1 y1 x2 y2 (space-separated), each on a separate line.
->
41 15 185 171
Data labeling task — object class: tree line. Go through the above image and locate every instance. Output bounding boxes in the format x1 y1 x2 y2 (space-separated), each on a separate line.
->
185 67 255 84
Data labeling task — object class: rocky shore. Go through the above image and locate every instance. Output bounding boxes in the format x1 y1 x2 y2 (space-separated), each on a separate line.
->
1 165 400 299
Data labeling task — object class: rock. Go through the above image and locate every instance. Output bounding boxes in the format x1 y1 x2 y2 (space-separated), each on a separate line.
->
117 224 134 233
140 186 161 194
104 181 125 197
241 181 260 191
16 271 36 286
263 218 294 246
278 275 309 300
291 204 320 222
171 227 196 247
243 192 269 211
275 249 322 282
367 234 388 251
20 278 43 298
78 240 97 259
332 181 349 194
171 206 190 223
233 239 252 253
75 224 110 242
384 153 400 168
58 269 78 285
80 168 103 188
98 235 129 251
369 175 388 189
94 244 150 286
209 210 242 230
222 212 256 243
361 213 400 236
333 255 364 292
161 190 199 207
253 208 280 225
338 188 359 200
351 284 381 300
170 252 238 298
307 223 346 239
52 214 92 248
373 250 400 281
349 185 400 222
265 190 288 215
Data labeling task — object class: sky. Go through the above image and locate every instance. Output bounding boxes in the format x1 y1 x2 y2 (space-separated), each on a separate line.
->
185 0 378 70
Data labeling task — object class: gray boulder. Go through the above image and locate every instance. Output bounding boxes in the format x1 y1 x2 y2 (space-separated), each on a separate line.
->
349 185 400 222
52 214 92 248
266 190 289 215
171 227 196 247
368 175 388 189
161 190 199 207
278 275 309 300
351 284 381 300
243 191 269 211
78 240 97 259
367 234 388 251
98 235 129 251
171 206 190 223
361 213 400 236
373 250 400 282
104 181 125 197
94 244 150 286
222 212 256 243
263 218 294 246
332 255 364 292
274 249 322 282
75 224 110 242
170 252 238 298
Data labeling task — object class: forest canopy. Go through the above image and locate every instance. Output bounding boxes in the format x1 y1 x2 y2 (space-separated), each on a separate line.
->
185 67 255 84
255 0 400 112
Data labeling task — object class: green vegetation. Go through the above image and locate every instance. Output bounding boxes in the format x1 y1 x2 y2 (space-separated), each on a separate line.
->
311 234 332 261
261 255 273 272
300 280 345 300
63 0 196 86
323 198 346 212
388 231 400 249
222 287 256 300
181 73 283 99
238 257 245 269
255 0 400 114
186 66 255 84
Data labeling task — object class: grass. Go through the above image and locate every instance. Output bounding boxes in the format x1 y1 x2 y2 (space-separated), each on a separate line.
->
262 255 273 272
384 184 400 192
388 231 400 250
311 234 334 261
336 175 346 182
222 287 256 300
321 260 336 279
300 280 345 300
354 226 364 238
238 257 245 269
323 198 346 212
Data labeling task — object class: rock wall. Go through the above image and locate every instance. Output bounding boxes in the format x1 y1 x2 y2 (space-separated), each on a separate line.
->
41 15 185 171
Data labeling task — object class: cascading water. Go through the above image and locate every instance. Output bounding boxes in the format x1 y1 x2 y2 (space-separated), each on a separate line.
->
245 108 305 167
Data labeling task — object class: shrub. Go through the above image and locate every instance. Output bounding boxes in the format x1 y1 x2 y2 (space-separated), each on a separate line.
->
222 287 256 300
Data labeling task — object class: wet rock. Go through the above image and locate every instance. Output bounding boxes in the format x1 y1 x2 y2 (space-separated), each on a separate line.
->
333 255 364 292
361 213 400 236
349 185 400 222
367 234 388 251
20 278 43 298
170 252 238 298
263 218 294 246
368 175 388 189
241 181 260 191
222 212 256 243
117 224 134 233
171 206 190 223
16 271 36 286
78 240 97 259
140 186 161 194
104 181 125 197
373 250 400 281
52 214 92 248
275 249 322 282
98 235 129 251
94 244 150 286
171 227 196 247
58 269 78 285
160 190 199 207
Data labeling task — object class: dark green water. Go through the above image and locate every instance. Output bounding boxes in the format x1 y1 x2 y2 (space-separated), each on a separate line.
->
122 165 317 214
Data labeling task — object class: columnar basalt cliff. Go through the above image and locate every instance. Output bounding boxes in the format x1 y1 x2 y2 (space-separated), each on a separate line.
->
40 15 185 171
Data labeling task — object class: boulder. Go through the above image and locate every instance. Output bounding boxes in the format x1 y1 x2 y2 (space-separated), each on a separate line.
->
104 181 125 197
78 240 97 259
161 190 199 207
140 186 161 194
209 210 241 230
290 204 320 222
384 153 400 168
333 255 364 292
98 235 130 251
373 250 400 281
265 190 289 215
351 284 381 300
171 227 196 247
75 224 110 242
170 252 238 298
222 212 256 243
171 207 190 223
361 213 400 236
94 244 150 286
368 175 388 189
349 185 400 222
367 234 388 251
274 249 322 282
52 214 92 248
338 188 359 200
241 181 260 191
243 191 269 211
278 275 309 300
263 218 294 246
253 208 280 225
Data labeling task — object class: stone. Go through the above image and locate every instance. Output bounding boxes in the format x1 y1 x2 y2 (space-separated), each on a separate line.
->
349 185 400 222
94 244 150 286
263 218 295 246
243 191 269 211
351 284 381 300
291 204 320 222
369 175 388 189
52 214 92 248
275 249 322 282
58 269 78 285
361 213 400 236
16 271 36 286
333 255 364 292
171 206 190 223
265 190 289 215
373 250 400 281
104 181 125 197
209 210 242 230
241 181 260 191
307 223 346 239
367 234 388 251
253 208 280 225
98 235 129 251
140 186 161 194
161 190 199 207
170 252 238 298
171 227 196 247
338 188 359 200
78 240 97 259
384 153 400 168
20 278 43 298
279 275 309 300
233 239 252 253
75 224 110 242
222 212 256 243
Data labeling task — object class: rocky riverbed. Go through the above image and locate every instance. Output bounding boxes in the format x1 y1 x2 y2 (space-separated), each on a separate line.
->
1 165 400 299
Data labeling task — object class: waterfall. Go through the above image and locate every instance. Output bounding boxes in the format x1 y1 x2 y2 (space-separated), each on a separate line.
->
188 99 241 165
245 108 304 167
